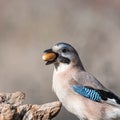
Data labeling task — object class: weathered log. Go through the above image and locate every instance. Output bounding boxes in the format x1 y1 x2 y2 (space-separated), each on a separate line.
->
0 91 62 120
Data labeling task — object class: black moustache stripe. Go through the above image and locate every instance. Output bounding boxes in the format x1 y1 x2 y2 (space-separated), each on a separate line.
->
59 56 70 64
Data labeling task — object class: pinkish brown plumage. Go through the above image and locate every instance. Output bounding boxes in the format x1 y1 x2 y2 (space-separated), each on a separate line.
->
43 42 120 120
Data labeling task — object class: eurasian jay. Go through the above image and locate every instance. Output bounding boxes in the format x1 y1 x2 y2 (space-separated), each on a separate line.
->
42 42 120 120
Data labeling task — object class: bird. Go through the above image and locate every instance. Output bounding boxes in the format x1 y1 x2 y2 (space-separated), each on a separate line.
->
42 42 120 120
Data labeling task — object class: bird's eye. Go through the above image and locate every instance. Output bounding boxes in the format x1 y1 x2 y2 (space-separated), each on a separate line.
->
62 48 67 53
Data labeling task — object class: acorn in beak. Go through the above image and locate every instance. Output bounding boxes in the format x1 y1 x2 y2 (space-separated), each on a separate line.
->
42 49 58 65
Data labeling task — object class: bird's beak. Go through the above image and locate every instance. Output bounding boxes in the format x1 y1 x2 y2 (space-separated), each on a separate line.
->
42 49 58 65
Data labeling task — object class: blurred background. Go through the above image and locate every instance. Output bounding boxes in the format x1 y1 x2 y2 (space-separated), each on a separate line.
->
0 0 120 119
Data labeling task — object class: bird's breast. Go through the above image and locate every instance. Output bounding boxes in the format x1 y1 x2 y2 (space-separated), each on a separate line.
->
52 72 71 101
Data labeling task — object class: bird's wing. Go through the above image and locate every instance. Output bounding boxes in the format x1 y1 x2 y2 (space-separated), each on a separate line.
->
71 85 120 107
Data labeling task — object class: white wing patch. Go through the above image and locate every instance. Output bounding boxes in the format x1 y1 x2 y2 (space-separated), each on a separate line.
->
102 98 120 107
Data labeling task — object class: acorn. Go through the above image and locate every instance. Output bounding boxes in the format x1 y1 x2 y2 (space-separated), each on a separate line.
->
42 52 56 61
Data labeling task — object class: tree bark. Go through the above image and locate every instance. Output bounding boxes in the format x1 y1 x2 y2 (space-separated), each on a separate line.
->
0 91 62 120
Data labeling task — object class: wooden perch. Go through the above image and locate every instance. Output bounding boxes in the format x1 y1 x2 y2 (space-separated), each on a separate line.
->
0 91 62 120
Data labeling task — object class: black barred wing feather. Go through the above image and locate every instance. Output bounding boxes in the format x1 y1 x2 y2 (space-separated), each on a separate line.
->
72 85 101 102
72 85 120 106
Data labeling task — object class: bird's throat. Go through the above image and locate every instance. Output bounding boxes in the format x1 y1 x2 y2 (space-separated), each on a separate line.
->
54 62 70 73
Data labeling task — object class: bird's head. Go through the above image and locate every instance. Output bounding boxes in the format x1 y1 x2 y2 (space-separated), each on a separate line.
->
42 42 84 70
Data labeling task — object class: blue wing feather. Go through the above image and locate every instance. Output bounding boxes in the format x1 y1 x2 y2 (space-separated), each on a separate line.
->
72 85 101 102
72 85 120 106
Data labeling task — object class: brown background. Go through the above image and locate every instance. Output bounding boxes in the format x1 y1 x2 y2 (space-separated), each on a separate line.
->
0 0 120 119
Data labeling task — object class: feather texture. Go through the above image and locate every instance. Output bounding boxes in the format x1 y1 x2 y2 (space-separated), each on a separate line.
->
72 85 120 106
72 85 101 102
44 42 120 119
